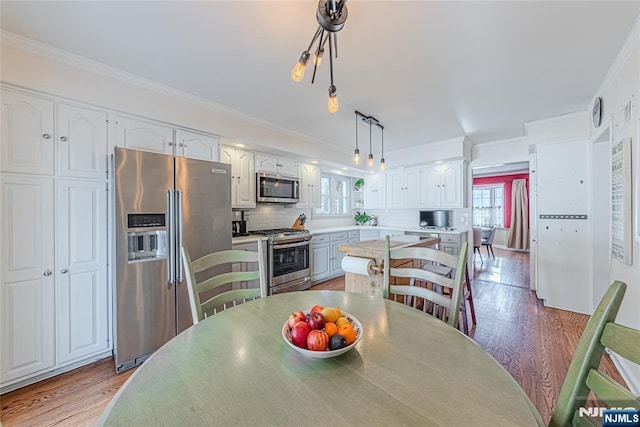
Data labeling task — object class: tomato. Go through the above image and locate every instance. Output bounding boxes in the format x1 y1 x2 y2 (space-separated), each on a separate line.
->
307 330 329 351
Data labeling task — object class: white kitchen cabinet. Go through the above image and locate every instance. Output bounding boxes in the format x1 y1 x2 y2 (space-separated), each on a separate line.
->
420 160 464 208
1 89 55 175
112 114 174 155
0 175 55 385
175 129 219 161
57 103 108 179
311 235 332 283
348 230 360 244
386 167 420 208
255 153 297 177
364 173 386 209
55 180 109 364
330 240 348 275
297 163 321 208
221 146 256 208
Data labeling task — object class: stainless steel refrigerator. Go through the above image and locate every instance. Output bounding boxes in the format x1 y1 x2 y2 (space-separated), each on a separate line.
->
113 147 231 373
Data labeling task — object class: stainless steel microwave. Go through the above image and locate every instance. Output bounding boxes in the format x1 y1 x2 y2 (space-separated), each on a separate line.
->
257 173 300 203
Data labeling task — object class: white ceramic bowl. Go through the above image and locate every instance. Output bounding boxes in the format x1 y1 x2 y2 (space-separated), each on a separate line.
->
282 311 362 359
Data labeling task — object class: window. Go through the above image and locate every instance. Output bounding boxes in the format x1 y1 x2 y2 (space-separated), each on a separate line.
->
473 185 504 227
315 174 350 216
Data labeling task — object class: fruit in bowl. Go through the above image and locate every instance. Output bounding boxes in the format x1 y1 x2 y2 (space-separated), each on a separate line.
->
282 305 362 359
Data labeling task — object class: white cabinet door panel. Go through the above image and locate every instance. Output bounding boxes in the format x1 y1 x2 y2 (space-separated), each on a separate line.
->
330 242 347 274
235 150 255 207
1 175 55 384
113 115 174 155
175 129 219 161
420 166 440 207
255 154 278 173
57 103 108 179
311 244 331 281
1 90 54 175
404 167 421 207
56 180 108 363
386 170 404 207
441 163 462 207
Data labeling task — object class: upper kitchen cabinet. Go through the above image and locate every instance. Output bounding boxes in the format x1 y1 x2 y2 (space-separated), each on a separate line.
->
255 153 297 177
221 146 256 208
112 114 174 155
1 89 55 175
420 160 465 208
386 167 421 208
174 129 219 161
363 173 386 209
297 163 321 209
57 103 108 179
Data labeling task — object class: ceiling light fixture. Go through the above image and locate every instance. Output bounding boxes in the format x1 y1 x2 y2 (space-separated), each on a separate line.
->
291 0 348 113
355 110 384 170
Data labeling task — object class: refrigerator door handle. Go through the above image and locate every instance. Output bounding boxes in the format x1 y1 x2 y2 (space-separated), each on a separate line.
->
176 190 184 283
167 189 175 284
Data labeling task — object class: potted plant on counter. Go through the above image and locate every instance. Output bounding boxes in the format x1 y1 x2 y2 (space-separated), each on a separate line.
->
354 211 371 225
354 178 365 191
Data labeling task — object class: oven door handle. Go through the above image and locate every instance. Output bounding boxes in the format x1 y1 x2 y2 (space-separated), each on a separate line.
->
272 241 310 250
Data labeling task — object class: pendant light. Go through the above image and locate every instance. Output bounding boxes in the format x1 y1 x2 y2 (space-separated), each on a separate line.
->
368 122 374 167
354 110 384 170
380 127 386 171
291 0 348 113
353 112 360 164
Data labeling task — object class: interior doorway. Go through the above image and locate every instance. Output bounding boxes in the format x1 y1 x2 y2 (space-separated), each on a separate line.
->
591 128 611 308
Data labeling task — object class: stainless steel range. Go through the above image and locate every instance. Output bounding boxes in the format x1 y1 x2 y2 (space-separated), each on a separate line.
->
251 228 313 294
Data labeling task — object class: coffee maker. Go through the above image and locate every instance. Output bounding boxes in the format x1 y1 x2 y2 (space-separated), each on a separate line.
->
232 211 248 237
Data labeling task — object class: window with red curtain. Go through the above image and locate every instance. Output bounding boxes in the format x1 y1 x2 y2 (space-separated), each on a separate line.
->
472 173 529 228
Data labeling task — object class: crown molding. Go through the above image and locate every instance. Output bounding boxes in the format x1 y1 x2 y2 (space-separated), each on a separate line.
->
0 30 350 154
593 14 640 99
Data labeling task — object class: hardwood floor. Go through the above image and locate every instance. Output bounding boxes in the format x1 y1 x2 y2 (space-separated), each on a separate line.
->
1 249 625 426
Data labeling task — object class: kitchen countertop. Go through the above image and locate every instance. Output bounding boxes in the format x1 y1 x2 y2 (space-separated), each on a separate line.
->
308 225 468 235
337 235 440 260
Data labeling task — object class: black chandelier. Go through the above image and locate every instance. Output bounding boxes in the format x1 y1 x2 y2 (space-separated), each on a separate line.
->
355 111 385 170
291 0 348 113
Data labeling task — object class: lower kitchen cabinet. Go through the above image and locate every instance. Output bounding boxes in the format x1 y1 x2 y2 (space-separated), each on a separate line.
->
311 232 350 283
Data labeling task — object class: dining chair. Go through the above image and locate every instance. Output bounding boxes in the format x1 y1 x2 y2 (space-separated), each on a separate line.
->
181 244 267 325
473 227 483 262
383 236 469 329
549 280 640 427
482 226 497 259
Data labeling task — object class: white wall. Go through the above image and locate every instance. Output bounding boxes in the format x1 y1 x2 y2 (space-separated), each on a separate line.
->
590 18 640 393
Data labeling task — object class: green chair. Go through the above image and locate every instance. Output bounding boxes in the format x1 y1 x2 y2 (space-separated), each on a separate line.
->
383 236 469 330
181 244 267 325
550 280 640 427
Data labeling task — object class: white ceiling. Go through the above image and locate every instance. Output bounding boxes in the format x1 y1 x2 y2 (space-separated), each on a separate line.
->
1 1 638 155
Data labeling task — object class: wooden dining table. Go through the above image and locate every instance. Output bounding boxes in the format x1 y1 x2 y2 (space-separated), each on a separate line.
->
99 290 544 426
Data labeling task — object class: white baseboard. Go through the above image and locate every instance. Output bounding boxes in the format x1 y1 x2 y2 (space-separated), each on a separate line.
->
609 350 640 396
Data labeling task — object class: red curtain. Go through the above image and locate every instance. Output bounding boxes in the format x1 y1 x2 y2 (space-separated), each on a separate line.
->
473 173 529 228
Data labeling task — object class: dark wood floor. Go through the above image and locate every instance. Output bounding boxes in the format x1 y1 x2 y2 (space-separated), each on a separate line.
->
1 247 625 426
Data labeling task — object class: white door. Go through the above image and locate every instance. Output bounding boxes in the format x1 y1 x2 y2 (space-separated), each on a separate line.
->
441 162 462 207
0 175 55 385
255 153 278 174
56 180 109 364
57 103 108 179
113 115 174 155
420 165 441 207
277 158 297 177
311 244 331 281
386 170 404 208
1 90 55 175
234 149 255 208
175 129 219 161
404 167 421 208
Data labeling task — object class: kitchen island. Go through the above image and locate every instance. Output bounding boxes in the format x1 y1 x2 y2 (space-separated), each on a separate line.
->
337 235 439 297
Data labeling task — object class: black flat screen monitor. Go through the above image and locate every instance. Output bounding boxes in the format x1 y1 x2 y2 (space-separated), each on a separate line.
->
419 210 451 228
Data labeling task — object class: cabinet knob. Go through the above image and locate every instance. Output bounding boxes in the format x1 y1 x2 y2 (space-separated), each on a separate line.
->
43 269 52 276
60 136 68 142
178 143 184 147
43 134 51 139
60 268 69 274
168 142 174 146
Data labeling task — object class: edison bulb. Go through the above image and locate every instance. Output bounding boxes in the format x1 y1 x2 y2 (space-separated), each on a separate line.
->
354 150 360 165
291 62 306 82
368 154 374 167
380 158 386 171
328 93 339 113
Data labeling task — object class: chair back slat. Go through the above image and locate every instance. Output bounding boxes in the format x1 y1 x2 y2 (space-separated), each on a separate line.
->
383 236 469 329
181 244 267 325
601 323 640 364
585 369 640 408
197 271 261 294
550 281 636 427
570 414 599 427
